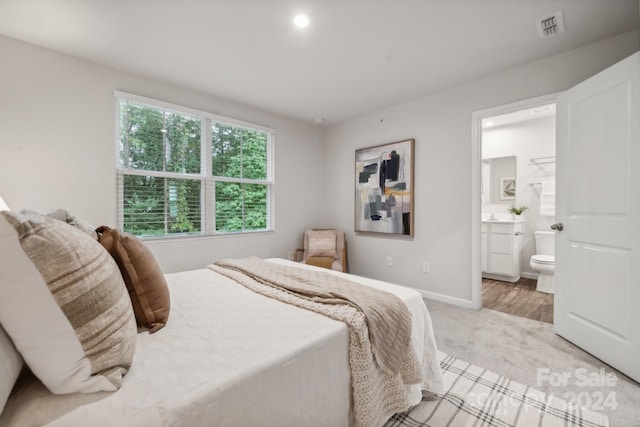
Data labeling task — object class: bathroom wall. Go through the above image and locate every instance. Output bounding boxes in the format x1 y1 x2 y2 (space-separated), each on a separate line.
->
482 115 556 278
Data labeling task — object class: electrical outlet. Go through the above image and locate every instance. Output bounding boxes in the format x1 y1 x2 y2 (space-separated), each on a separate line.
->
422 261 431 274
386 256 393 266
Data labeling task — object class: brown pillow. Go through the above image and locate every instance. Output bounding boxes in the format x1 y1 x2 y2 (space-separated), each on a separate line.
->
96 226 170 333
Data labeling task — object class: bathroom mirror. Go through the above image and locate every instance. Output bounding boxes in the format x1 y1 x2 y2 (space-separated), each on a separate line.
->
481 156 517 205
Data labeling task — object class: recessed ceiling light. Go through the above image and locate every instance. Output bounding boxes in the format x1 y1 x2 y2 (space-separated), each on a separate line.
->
293 14 309 28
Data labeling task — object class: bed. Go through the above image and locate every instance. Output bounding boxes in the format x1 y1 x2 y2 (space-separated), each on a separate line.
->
0 256 443 427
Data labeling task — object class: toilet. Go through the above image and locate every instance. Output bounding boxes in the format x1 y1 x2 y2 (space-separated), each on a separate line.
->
530 231 555 294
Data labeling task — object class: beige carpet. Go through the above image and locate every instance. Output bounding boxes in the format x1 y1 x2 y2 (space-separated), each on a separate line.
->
423 300 640 426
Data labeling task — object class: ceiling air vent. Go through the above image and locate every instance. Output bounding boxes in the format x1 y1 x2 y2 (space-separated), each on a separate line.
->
536 10 565 39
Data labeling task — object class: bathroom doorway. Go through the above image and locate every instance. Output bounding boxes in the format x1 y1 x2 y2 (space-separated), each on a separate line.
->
471 94 557 323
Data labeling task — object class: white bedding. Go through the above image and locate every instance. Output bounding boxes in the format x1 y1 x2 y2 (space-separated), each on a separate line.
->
0 258 443 427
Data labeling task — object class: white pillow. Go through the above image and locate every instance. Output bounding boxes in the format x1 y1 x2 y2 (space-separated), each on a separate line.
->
0 210 136 394
0 325 22 414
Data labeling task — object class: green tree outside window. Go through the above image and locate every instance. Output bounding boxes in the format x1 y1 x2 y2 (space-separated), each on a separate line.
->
118 97 272 238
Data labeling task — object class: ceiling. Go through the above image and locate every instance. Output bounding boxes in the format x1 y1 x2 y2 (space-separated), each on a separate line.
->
0 1 638 126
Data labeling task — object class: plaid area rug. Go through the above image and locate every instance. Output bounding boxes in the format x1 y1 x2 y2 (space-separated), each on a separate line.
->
385 353 609 427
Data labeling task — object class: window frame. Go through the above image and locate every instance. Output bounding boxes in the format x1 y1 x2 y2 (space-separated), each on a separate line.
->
114 90 275 240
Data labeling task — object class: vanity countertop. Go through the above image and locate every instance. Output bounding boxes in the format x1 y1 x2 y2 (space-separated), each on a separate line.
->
481 218 524 224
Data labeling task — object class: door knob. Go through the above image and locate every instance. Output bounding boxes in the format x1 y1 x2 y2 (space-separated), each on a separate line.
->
551 223 563 231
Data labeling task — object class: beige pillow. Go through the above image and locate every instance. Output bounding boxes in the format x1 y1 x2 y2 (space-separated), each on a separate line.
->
0 210 136 394
307 229 337 258
96 226 170 333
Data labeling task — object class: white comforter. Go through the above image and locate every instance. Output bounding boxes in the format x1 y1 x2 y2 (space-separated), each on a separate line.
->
0 259 443 427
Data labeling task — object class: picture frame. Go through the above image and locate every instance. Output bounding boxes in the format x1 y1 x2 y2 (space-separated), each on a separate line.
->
500 176 516 200
355 139 414 236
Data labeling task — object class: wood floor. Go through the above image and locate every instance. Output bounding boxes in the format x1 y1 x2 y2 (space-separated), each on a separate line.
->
482 277 554 324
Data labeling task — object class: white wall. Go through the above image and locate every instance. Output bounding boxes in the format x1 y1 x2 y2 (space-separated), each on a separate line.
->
0 35 326 273
483 116 556 277
324 30 639 305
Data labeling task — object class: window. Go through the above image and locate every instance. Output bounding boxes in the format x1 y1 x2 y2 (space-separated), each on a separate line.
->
116 92 274 238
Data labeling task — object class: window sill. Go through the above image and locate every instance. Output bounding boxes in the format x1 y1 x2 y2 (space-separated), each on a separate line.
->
140 229 275 245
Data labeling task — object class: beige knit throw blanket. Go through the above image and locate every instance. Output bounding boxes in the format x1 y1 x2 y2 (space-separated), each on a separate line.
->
209 257 422 427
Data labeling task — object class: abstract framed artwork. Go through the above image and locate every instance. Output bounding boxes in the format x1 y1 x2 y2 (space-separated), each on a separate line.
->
500 176 516 200
355 139 414 236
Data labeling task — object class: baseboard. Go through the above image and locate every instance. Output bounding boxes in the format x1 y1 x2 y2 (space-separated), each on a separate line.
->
418 289 476 309
416 274 539 309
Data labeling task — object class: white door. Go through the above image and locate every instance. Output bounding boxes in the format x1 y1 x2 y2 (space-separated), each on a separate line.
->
555 52 640 382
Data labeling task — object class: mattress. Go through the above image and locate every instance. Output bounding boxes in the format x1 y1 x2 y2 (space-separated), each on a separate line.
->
0 258 443 427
